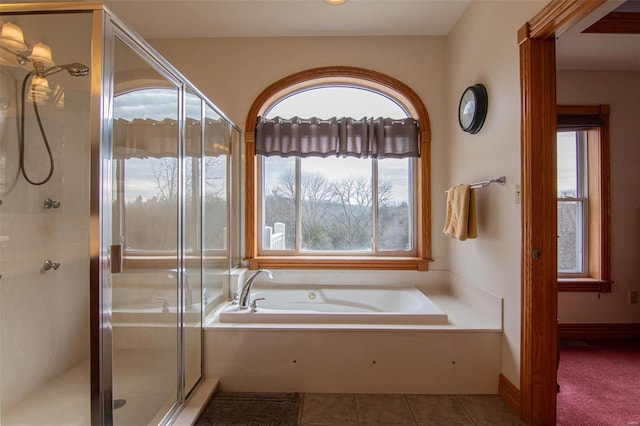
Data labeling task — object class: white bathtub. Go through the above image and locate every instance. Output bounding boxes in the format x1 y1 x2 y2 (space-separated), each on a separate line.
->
219 284 448 324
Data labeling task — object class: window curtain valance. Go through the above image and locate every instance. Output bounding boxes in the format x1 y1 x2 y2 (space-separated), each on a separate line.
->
113 118 230 159
557 114 605 131
255 116 420 159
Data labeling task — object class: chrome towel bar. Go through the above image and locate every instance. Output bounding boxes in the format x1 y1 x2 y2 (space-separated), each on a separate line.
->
445 176 506 192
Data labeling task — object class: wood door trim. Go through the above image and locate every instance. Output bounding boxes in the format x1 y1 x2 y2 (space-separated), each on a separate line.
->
518 1 605 424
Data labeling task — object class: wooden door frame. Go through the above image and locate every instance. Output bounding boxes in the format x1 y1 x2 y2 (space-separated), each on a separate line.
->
518 1 605 424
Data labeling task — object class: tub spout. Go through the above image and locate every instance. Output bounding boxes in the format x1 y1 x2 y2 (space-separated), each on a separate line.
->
237 269 273 309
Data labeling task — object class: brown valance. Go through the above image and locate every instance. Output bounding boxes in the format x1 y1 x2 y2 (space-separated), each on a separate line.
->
557 114 605 131
113 118 230 159
255 116 419 159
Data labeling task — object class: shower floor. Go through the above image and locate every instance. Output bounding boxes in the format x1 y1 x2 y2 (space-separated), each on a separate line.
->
1 349 177 426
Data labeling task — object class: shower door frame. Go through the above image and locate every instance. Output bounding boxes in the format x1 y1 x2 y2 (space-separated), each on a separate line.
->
102 8 192 425
101 5 240 424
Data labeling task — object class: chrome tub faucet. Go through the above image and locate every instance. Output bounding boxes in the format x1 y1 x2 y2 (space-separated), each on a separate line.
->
236 269 273 309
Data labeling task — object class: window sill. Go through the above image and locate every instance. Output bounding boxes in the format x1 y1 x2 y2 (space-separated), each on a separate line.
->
558 278 613 293
247 256 432 271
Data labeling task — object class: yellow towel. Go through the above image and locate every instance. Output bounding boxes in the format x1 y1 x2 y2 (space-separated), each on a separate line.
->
443 185 477 241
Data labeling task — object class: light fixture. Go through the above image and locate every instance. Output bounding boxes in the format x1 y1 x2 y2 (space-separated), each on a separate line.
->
325 0 347 5
30 76 52 104
28 41 54 67
0 22 28 66
0 22 27 52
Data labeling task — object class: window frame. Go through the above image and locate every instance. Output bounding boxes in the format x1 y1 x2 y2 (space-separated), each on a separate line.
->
556 105 612 292
557 130 589 277
244 66 432 271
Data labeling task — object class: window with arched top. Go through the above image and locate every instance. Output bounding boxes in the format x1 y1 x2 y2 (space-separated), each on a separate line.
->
245 67 432 270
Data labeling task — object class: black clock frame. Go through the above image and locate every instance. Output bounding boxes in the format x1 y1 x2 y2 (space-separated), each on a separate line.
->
458 83 488 134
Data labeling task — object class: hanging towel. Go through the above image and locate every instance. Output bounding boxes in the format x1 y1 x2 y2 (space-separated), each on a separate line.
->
443 185 478 241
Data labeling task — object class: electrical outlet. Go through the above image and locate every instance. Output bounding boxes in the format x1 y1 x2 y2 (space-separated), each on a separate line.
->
630 290 638 305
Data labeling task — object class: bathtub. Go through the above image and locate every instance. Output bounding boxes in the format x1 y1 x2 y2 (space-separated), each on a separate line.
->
219 284 448 325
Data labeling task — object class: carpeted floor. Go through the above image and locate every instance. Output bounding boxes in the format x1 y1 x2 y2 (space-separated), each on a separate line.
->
195 392 301 426
557 339 640 426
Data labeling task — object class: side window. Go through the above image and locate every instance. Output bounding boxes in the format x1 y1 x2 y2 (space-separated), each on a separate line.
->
556 105 612 292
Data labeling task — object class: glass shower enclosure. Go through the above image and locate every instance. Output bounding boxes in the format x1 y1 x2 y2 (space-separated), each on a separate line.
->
0 3 238 425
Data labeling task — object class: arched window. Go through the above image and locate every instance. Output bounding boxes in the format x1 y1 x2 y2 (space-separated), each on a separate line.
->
245 67 431 270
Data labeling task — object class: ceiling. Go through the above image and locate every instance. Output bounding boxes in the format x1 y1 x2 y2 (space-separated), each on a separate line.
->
555 0 640 70
103 0 471 38
102 0 640 70
5 0 637 70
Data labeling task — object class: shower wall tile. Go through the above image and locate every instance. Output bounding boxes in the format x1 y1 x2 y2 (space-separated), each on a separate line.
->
0 72 91 412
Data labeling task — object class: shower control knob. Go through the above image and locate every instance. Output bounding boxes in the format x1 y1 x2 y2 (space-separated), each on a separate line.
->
43 260 61 271
44 198 61 209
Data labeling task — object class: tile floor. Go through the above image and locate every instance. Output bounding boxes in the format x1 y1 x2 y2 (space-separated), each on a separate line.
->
300 394 524 425
196 392 525 425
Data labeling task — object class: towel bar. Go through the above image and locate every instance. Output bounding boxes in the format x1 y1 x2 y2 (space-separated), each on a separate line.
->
445 176 506 192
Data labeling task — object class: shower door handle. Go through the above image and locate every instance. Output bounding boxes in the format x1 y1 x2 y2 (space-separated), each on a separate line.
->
110 244 123 273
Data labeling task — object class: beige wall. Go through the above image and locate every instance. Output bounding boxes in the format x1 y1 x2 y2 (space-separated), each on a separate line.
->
446 0 548 387
150 36 450 272
557 69 640 324
151 1 549 390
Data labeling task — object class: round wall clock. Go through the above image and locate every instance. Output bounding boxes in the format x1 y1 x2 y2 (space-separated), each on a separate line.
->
458 83 488 134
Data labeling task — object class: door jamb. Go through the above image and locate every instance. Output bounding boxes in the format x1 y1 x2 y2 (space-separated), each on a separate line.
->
518 1 606 424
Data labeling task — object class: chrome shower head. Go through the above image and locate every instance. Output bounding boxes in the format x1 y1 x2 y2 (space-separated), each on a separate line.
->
42 63 89 77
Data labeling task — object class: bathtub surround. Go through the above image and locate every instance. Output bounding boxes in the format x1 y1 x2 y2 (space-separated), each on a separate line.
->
205 277 502 394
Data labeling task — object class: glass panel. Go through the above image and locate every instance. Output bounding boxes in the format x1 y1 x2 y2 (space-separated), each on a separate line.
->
111 37 179 425
558 200 584 273
203 105 229 316
557 131 578 197
262 156 296 250
0 11 93 426
301 157 372 252
378 158 412 251
184 90 202 396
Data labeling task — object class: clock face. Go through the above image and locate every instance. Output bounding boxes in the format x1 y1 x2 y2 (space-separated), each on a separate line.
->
458 84 488 134
459 89 476 130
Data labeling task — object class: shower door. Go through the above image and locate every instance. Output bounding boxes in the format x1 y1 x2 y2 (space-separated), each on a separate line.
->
110 35 180 425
